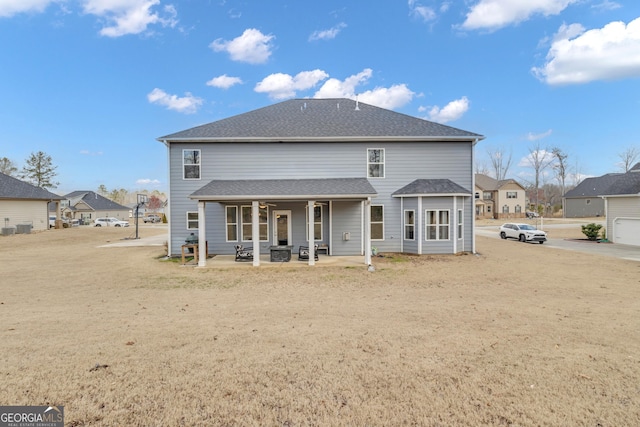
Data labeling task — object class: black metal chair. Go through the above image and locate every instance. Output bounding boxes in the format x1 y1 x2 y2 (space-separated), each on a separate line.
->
234 244 253 262
298 244 319 261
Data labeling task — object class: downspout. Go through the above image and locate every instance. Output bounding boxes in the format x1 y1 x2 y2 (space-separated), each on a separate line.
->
160 139 172 256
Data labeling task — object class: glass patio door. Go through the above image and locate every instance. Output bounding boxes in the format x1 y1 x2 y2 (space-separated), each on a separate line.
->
273 210 292 246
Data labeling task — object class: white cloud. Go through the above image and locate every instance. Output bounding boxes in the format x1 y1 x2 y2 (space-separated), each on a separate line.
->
526 129 553 141
79 149 103 156
532 18 640 85
312 69 414 110
210 28 274 64
309 22 346 41
206 74 243 89
82 0 178 37
136 178 161 186
255 69 329 100
517 149 555 168
147 88 203 114
591 1 621 11
0 0 57 17
425 96 469 123
461 0 577 31
408 0 436 22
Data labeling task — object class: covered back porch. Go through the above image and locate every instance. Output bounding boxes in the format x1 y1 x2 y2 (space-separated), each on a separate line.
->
189 178 377 267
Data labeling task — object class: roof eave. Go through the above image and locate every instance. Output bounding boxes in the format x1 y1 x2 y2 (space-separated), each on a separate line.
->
393 193 472 198
159 135 483 144
190 193 376 201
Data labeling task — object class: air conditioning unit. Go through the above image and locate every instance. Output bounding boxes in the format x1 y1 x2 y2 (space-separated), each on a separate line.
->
1 227 16 236
16 224 32 234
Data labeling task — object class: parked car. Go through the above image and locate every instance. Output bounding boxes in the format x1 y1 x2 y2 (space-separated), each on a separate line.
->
499 223 547 244
143 214 162 223
525 211 540 219
94 217 130 227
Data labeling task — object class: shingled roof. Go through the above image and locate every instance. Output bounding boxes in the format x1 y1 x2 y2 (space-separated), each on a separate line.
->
159 98 484 142
563 174 623 198
0 172 62 200
53 190 129 211
190 178 377 201
392 179 471 197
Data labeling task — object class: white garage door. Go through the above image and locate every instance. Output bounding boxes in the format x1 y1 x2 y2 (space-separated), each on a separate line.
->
614 218 640 246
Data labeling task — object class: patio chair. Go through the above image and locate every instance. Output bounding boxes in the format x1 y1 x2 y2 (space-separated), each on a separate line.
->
235 244 253 262
298 244 319 261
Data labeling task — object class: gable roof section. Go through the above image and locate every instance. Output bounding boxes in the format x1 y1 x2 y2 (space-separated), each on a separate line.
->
0 172 62 201
159 98 484 143
600 172 640 196
51 190 130 211
392 179 471 197
563 174 623 198
190 178 377 201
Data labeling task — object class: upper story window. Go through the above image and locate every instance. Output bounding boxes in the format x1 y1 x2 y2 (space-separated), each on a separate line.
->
367 149 385 178
183 149 201 180
483 192 492 200
506 191 517 199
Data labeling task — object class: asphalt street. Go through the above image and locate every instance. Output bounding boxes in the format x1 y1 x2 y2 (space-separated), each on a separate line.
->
475 225 640 262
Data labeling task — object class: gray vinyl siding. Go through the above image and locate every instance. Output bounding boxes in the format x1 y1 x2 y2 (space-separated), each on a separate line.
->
331 201 363 256
564 197 605 218
167 140 474 256
606 197 640 243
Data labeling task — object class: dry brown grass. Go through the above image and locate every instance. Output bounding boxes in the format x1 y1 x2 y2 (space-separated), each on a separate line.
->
1 225 639 426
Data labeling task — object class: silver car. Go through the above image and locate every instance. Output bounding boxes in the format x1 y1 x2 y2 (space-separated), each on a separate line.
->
94 217 130 227
499 223 547 244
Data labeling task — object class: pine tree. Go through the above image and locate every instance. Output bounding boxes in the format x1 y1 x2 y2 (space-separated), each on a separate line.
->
20 151 59 189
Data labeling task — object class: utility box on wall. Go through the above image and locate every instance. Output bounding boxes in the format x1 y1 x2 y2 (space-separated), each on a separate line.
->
342 232 350 241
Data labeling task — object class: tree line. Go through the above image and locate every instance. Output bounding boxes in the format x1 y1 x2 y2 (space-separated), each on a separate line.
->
476 144 639 213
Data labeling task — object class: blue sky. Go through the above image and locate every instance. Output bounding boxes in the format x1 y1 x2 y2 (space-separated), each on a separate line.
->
1 0 639 195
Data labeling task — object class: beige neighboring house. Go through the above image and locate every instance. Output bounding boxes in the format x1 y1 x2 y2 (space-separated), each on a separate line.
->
52 191 130 225
0 172 63 232
475 174 527 219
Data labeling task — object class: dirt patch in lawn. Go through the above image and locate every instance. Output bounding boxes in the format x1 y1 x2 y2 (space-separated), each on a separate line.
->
0 225 638 426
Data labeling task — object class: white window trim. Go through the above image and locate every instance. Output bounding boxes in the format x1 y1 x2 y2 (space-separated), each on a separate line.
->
367 148 385 178
182 149 201 180
305 205 323 241
371 204 384 241
186 211 198 230
225 205 238 242
240 205 269 242
425 209 450 241
457 209 463 240
404 209 415 241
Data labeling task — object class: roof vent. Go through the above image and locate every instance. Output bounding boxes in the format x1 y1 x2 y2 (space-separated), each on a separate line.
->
355 95 360 111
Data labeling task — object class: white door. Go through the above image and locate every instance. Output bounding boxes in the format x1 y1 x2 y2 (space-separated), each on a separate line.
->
273 210 292 246
614 218 640 246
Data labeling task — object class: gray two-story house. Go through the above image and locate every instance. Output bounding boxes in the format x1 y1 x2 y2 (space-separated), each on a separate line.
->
158 98 484 266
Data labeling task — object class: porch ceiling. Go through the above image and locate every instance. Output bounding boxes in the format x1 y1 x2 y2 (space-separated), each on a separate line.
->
189 177 377 202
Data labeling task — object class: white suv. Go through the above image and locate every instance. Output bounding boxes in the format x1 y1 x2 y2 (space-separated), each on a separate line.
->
499 223 547 244
94 217 130 227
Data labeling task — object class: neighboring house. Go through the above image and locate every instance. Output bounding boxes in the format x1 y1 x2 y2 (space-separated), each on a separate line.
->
0 172 63 232
601 163 640 247
563 173 622 218
474 174 526 219
157 98 484 266
52 191 130 224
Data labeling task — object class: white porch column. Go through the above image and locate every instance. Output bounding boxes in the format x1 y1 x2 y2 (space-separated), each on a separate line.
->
197 201 206 267
364 198 372 265
453 196 458 254
308 200 315 266
252 201 260 267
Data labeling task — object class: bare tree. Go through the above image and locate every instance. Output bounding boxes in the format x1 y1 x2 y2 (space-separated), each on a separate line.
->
0 157 18 176
617 146 640 172
524 142 555 210
552 147 569 197
486 146 512 180
475 160 490 176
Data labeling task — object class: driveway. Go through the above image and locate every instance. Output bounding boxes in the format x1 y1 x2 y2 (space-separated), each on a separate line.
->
476 225 640 262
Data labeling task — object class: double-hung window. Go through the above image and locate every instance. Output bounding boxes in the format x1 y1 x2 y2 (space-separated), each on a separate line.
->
241 206 268 241
183 149 201 179
404 210 415 240
367 149 385 178
371 205 384 240
425 210 449 241
226 206 238 241
186 212 198 230
457 209 463 240
306 205 323 240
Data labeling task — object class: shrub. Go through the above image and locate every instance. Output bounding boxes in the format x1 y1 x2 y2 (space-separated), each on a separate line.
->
581 223 603 241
